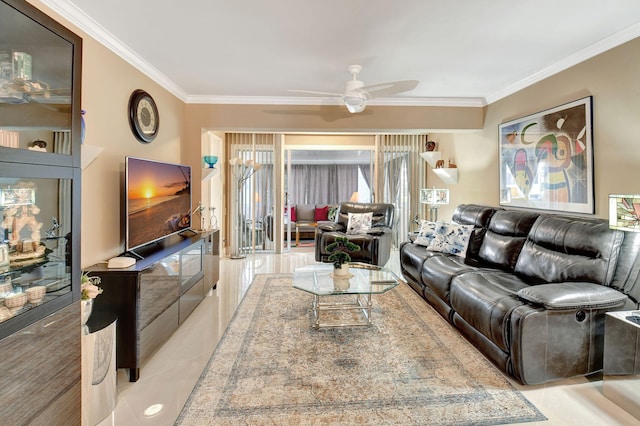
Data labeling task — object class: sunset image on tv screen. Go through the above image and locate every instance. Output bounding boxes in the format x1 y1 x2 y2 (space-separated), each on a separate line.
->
126 157 191 249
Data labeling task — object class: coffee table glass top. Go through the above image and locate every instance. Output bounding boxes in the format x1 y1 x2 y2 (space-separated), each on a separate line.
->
293 263 399 296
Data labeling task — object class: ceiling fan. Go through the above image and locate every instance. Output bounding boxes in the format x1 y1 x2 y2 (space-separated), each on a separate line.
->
290 65 419 113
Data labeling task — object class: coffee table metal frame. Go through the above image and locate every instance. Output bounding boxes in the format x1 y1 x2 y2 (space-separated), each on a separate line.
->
293 263 399 329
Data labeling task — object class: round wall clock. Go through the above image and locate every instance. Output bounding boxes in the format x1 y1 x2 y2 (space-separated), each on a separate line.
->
128 89 159 143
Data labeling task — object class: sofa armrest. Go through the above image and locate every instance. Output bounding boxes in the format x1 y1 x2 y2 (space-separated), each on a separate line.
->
365 227 392 236
516 282 627 310
318 222 345 232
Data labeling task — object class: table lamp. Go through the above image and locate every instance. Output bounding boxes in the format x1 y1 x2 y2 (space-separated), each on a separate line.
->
420 188 450 222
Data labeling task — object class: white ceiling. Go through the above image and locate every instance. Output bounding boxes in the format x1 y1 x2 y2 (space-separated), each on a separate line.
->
43 0 640 107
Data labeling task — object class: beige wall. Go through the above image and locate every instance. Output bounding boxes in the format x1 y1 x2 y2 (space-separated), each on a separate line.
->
31 0 640 267
434 36 640 221
29 1 187 268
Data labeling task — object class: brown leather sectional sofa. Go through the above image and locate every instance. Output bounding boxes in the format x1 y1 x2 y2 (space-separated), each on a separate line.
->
400 204 640 385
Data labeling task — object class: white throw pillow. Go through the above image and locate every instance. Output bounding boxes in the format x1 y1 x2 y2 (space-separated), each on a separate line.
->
346 212 373 235
414 220 437 247
427 221 474 257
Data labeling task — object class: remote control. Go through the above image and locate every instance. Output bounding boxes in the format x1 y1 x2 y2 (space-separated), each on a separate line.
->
626 315 640 325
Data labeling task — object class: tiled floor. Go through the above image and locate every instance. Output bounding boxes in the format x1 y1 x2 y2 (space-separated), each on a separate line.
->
97 247 640 425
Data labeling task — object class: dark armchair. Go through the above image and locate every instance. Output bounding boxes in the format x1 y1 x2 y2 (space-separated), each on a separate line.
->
315 202 395 266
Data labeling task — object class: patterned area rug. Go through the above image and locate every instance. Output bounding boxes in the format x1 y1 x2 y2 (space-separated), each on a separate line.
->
177 274 546 425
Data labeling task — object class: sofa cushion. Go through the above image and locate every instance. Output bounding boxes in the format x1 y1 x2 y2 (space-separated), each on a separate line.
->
451 204 498 262
296 204 315 222
427 221 474 257
346 212 372 235
414 220 437 247
314 205 329 221
421 255 477 303
328 206 338 222
450 271 531 352
515 215 625 285
399 242 442 287
478 210 539 271
516 282 627 310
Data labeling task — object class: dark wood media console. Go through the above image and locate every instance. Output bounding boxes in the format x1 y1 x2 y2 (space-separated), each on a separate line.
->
88 230 219 382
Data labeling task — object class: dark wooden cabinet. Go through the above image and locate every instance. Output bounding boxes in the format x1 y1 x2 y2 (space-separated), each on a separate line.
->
89 230 219 382
0 0 82 423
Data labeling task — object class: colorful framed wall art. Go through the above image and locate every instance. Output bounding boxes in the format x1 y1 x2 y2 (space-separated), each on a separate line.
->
498 96 594 214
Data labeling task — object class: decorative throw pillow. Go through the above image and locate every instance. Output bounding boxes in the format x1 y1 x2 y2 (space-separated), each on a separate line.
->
328 206 337 221
314 205 329 221
346 212 373 235
289 206 296 222
414 220 437 247
427 221 474 257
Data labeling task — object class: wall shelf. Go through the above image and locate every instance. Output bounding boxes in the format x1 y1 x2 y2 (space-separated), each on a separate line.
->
433 167 458 184
420 151 442 168
202 167 218 181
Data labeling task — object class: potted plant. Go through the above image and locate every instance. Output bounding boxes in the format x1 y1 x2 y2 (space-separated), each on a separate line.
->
326 236 360 277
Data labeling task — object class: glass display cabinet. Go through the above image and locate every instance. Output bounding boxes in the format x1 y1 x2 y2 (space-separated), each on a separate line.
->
0 0 82 340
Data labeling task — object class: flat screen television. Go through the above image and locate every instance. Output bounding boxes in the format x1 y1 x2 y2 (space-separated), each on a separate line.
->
125 156 192 251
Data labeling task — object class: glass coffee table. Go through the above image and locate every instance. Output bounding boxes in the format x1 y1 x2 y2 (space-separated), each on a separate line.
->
293 263 400 329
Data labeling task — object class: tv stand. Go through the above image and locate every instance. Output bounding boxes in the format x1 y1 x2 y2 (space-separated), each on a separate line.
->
179 228 199 238
88 230 219 381
124 250 144 260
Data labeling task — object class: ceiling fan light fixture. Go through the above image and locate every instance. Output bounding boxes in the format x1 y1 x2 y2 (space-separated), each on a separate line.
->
344 95 367 113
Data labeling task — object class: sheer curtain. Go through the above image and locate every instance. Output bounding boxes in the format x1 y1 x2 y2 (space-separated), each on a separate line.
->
289 164 358 205
377 135 426 248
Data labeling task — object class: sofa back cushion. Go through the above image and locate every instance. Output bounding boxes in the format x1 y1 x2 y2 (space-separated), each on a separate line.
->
295 204 315 222
337 202 394 229
514 215 624 285
478 210 539 271
451 204 499 263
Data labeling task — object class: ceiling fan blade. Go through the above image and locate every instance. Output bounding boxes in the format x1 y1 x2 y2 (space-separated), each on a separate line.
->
288 89 344 97
361 80 419 97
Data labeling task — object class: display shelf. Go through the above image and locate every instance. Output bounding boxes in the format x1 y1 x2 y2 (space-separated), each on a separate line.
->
202 167 218 181
420 151 442 168
433 167 458 184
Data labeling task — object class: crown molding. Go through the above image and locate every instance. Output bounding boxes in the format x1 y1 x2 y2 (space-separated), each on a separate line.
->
185 95 486 108
39 0 189 101
486 21 640 104
41 0 640 108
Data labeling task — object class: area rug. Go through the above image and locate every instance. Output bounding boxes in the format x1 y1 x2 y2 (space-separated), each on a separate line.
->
176 274 546 425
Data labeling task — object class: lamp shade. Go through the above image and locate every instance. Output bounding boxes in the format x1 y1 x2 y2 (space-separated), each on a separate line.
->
609 194 640 232
349 192 359 202
420 188 449 205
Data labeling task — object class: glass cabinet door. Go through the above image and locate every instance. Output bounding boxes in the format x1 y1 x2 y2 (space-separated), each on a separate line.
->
0 0 81 166
0 0 81 341
0 163 79 337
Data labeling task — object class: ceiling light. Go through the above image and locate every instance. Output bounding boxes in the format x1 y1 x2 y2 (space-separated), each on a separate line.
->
343 96 366 113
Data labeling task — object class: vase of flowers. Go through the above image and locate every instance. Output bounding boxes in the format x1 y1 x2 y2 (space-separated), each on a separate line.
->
80 272 103 326
326 236 360 277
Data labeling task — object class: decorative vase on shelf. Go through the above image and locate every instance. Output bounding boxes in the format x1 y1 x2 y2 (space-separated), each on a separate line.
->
203 155 219 169
81 298 93 326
